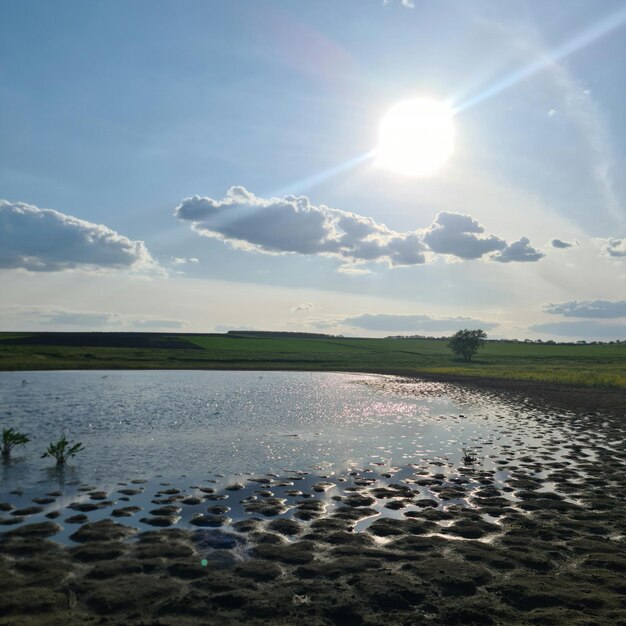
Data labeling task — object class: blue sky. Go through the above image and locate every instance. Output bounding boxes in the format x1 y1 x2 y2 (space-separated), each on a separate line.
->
1 0 625 339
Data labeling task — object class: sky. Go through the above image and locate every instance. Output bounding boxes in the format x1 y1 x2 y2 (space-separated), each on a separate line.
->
1 0 626 340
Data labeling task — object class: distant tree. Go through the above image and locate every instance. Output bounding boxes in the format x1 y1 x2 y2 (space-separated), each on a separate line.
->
448 329 487 362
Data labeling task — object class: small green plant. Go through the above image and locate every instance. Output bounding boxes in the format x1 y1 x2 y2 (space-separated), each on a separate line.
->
462 447 477 465
2 428 30 459
41 436 85 466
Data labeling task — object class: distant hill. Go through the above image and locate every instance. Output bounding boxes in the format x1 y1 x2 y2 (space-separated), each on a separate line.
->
226 330 337 339
0 332 201 350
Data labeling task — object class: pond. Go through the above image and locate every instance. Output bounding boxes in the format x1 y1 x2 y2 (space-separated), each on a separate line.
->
2 369 610 545
0 370 563 492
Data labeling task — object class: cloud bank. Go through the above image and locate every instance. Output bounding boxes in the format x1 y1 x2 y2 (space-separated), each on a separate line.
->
342 313 498 333
0 306 186 330
544 300 626 319
530 320 626 339
175 187 543 270
0 200 154 272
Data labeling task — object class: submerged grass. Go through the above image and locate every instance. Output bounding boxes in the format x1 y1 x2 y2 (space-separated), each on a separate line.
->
0 332 624 389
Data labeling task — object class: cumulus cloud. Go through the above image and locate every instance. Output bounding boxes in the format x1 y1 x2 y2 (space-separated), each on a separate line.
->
422 212 507 259
493 237 544 263
0 200 155 272
605 238 626 258
342 313 498 332
530 321 626 340
176 187 543 270
544 300 626 319
551 238 575 249
175 187 428 267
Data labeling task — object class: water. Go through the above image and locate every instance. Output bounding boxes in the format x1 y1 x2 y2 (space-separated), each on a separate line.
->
3 370 620 546
1 370 562 493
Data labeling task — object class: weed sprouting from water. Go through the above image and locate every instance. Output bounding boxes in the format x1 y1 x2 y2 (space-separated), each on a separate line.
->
41 436 85 466
462 447 477 465
2 427 30 460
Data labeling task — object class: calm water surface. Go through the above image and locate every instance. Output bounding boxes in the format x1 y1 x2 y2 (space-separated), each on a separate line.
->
0 370 561 492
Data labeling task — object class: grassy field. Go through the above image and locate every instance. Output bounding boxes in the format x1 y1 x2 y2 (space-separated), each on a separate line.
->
0 332 624 388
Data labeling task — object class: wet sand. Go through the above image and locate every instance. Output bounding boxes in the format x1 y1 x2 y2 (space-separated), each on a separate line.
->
1 379 625 625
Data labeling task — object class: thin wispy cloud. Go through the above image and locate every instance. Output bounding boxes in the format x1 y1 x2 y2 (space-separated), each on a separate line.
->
464 13 625 226
551 67 623 225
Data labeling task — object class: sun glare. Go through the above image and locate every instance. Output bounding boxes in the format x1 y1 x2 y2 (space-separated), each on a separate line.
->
377 98 454 177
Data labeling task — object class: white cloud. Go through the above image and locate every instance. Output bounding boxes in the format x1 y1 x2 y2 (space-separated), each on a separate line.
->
171 257 199 266
292 302 314 312
383 0 415 7
176 187 543 269
0 200 155 272
548 109 557 116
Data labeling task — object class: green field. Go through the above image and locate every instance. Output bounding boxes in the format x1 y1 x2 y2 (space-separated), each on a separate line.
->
0 332 624 388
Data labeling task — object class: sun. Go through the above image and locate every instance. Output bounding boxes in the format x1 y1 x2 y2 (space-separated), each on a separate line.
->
377 98 454 177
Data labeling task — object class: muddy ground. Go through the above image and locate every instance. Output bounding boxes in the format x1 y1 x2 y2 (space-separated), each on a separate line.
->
1 381 625 625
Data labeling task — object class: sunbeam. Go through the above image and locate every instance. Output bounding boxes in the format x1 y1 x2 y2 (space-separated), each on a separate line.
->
454 5 626 113
268 150 375 197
